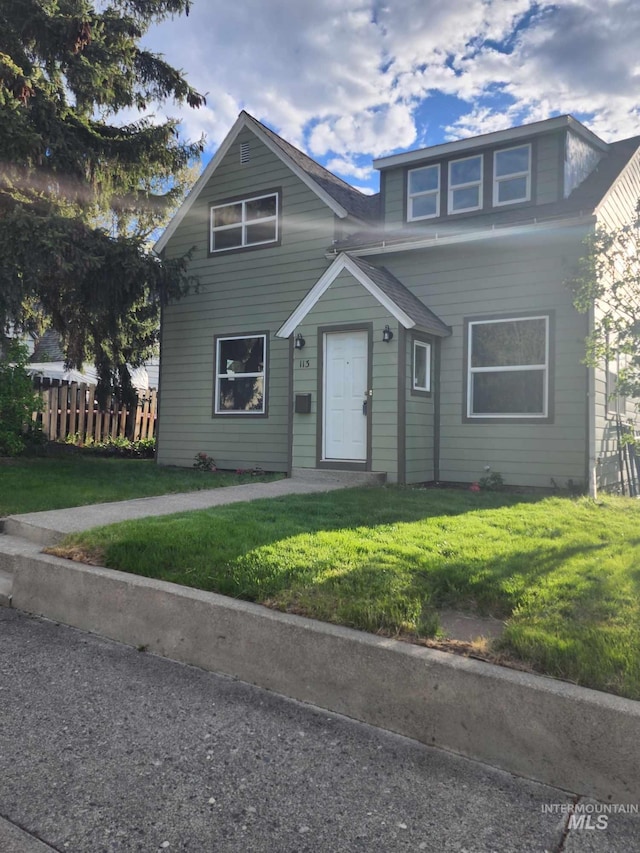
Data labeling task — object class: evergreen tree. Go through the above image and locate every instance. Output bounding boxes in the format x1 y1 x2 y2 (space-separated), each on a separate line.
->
0 0 205 401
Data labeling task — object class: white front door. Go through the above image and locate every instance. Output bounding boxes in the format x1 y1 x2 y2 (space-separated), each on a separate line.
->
323 330 368 462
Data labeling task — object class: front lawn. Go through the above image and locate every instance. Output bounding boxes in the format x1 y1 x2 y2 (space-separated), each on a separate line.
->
49 487 640 700
0 457 282 516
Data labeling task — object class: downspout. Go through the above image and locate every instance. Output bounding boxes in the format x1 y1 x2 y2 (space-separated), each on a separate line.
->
587 304 597 499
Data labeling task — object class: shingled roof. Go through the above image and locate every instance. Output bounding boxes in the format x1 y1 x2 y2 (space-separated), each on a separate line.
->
245 113 380 224
347 256 451 337
277 252 451 339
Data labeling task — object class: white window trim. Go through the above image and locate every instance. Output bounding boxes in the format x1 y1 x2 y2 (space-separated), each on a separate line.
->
210 193 279 254
448 154 483 214
407 165 440 221
493 144 531 207
412 340 432 392
467 315 549 418
215 333 267 415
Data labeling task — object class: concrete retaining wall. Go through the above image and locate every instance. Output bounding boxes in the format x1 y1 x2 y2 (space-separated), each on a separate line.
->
11 551 640 804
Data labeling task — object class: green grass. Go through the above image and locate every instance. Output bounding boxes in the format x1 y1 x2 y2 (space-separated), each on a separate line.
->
0 456 282 516
51 486 640 700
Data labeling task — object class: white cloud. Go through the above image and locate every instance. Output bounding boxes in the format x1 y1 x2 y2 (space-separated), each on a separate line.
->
139 0 640 183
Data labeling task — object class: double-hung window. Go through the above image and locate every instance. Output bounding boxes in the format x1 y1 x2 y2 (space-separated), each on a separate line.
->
210 192 279 253
448 155 483 213
214 334 267 414
493 145 531 206
412 339 432 393
467 316 550 418
407 165 440 220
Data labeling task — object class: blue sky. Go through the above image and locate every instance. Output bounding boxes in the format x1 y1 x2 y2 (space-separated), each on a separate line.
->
142 0 640 194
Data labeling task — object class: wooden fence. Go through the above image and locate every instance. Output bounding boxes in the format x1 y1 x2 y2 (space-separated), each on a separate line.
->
33 382 157 444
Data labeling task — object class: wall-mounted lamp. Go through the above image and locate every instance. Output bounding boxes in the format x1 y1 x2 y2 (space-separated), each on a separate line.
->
294 333 306 350
382 324 394 343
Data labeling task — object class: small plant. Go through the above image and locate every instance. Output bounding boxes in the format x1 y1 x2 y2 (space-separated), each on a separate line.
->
479 471 505 491
193 451 216 472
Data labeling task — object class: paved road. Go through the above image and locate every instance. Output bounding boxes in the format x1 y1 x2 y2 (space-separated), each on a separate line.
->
1 609 636 853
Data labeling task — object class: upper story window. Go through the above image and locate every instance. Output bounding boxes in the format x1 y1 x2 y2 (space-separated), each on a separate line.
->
407 164 440 221
210 192 279 253
493 145 531 206
448 155 483 214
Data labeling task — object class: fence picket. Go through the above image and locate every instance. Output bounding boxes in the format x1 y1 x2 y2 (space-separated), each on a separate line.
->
68 382 78 436
31 380 156 444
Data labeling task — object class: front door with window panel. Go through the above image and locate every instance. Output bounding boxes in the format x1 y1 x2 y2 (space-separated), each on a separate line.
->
323 330 368 461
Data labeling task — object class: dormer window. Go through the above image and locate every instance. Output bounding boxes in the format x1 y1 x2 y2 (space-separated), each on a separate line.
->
407 164 440 221
448 155 483 214
493 145 531 206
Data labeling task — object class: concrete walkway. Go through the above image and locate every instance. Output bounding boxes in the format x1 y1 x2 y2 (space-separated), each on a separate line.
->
1 473 353 546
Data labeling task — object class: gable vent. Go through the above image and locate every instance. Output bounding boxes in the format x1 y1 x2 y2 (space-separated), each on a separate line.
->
240 142 250 164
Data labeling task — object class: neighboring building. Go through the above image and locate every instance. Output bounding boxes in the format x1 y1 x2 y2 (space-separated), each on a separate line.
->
155 112 640 491
26 329 159 390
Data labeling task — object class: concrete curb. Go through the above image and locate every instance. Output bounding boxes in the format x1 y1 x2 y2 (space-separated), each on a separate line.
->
11 549 640 805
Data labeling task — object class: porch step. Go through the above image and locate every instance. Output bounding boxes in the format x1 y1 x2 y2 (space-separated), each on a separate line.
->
291 468 387 487
0 533 44 573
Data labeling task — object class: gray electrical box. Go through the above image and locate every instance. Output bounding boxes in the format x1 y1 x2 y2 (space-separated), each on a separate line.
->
294 393 312 414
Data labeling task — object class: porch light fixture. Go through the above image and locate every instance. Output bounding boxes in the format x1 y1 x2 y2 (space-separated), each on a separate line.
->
382 325 393 342
294 333 306 350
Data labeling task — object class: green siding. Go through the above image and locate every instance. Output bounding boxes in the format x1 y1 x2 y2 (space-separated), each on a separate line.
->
159 128 337 470
535 133 562 204
382 169 405 230
404 333 434 483
364 227 590 489
593 148 640 491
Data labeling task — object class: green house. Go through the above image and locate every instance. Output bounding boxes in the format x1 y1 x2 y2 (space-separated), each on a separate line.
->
155 112 640 491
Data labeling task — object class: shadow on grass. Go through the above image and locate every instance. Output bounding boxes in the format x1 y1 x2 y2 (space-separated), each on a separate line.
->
57 486 640 697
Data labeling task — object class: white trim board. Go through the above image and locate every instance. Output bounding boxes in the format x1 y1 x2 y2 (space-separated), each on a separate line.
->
277 253 415 339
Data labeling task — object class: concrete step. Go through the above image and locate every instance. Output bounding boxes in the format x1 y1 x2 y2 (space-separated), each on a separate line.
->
0 569 12 607
0 534 45 574
291 468 387 486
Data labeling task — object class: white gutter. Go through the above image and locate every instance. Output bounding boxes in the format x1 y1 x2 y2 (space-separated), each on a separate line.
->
330 214 597 259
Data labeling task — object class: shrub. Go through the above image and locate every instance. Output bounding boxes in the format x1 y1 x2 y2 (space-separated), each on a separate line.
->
479 471 505 491
0 342 42 456
193 452 216 472
56 435 156 458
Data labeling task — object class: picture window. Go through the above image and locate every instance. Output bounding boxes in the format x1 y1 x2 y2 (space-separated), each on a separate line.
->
467 316 549 418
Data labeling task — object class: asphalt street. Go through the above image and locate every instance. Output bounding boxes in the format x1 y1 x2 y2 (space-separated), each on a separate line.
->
0 608 637 853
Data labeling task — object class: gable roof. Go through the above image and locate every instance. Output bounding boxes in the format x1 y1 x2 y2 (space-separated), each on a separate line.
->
155 112 379 253
277 253 451 339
